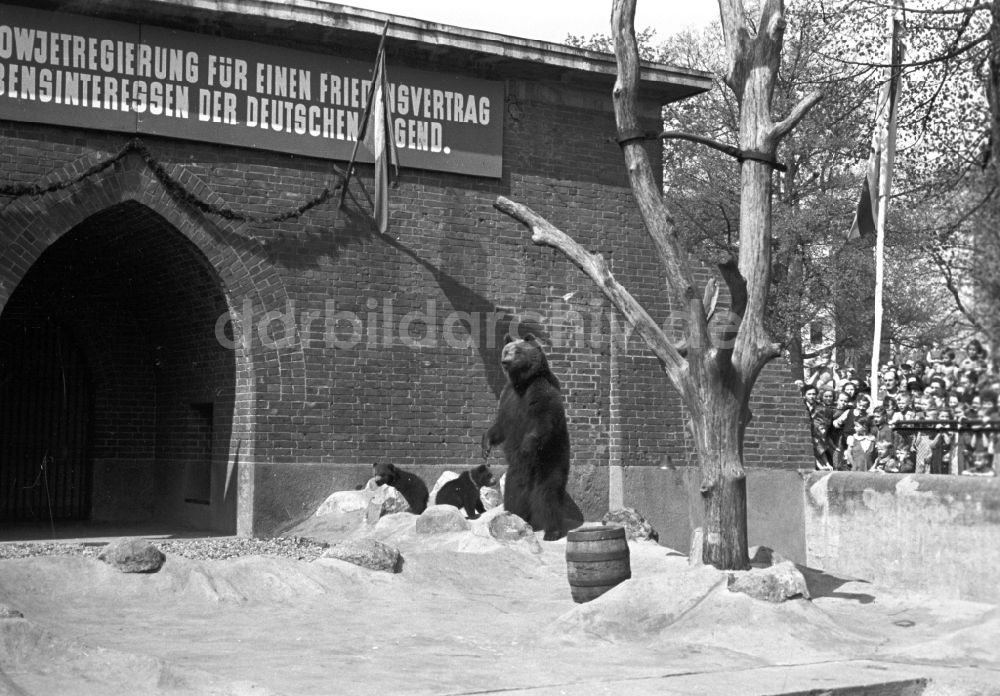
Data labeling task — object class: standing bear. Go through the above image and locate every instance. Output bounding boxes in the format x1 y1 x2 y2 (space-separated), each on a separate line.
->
482 334 570 540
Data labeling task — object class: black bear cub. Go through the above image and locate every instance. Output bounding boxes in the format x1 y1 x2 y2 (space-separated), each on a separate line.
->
435 464 497 519
482 333 570 541
372 462 429 514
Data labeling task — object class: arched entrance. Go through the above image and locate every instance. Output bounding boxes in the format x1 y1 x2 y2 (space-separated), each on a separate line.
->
0 201 237 534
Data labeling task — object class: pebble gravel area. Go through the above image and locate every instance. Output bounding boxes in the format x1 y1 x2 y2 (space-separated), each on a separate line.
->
0 536 329 562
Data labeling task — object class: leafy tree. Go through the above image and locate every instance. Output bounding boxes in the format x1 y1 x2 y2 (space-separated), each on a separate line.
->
565 26 667 62
563 7 900 377
892 0 1000 367
811 1 996 363
570 2 997 374
658 10 883 376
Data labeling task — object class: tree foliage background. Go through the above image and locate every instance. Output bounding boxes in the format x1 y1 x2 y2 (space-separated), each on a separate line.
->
568 0 999 374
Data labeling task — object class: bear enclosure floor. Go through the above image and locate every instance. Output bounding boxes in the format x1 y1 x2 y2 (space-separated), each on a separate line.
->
0 509 998 696
0 520 227 544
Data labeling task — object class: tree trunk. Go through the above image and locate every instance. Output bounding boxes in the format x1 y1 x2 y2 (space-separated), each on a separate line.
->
989 3 1000 190
690 386 749 570
787 333 805 381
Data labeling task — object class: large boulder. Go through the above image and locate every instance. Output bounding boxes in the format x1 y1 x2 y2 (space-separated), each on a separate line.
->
480 486 502 510
364 484 411 523
315 485 375 516
486 512 541 554
601 508 659 542
98 538 166 573
487 511 533 541
415 505 470 534
321 539 401 573
727 561 811 603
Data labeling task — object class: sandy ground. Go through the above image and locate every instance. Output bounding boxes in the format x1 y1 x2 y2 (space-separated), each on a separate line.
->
1 508 999 696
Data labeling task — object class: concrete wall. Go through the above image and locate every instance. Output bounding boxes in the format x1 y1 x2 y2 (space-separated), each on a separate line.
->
804 472 1000 604
622 467 808 564
622 467 1000 605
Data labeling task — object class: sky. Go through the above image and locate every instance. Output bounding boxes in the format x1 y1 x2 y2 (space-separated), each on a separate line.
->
329 1 718 44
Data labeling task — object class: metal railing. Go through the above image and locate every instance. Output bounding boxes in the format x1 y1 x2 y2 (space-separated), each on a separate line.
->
891 419 1000 476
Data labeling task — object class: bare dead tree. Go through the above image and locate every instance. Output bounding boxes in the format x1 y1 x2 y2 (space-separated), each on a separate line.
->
494 0 821 569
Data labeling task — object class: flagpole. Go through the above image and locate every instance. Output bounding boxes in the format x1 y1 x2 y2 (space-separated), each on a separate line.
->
338 19 390 210
869 1 903 404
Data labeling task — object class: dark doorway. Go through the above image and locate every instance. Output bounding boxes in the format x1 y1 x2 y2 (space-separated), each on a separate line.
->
0 201 236 534
0 312 92 522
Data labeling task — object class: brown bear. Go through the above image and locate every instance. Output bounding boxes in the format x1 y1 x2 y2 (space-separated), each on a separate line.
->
435 464 497 519
482 334 570 540
372 462 429 514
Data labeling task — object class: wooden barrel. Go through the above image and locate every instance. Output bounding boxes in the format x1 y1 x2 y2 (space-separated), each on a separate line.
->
565 525 631 603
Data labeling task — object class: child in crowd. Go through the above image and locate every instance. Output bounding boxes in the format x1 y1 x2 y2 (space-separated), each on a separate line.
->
884 397 903 425
896 391 913 414
846 416 876 472
842 381 858 404
872 407 893 446
947 392 963 411
890 445 915 474
913 409 947 475
961 448 996 477
853 394 872 418
872 440 894 472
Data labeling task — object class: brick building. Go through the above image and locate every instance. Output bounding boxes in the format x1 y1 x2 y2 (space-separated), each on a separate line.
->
0 0 811 537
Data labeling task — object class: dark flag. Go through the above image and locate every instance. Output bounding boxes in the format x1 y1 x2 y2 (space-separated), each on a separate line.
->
848 7 903 242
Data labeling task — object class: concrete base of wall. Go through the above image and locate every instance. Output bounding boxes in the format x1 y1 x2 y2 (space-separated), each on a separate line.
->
619 466 1000 605
622 466 808 564
805 472 1000 604
246 461 600 538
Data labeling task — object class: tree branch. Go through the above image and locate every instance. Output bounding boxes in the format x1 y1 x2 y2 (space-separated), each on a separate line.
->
930 247 986 334
771 89 824 142
659 130 744 160
494 195 688 383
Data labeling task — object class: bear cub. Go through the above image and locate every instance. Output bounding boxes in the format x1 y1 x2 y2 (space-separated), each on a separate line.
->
372 462 429 514
435 464 497 519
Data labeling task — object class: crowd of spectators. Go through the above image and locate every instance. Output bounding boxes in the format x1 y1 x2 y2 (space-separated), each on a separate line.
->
795 339 1000 477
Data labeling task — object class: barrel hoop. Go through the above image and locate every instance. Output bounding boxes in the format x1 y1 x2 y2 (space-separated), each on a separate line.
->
567 527 626 542
569 573 632 588
565 550 630 563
